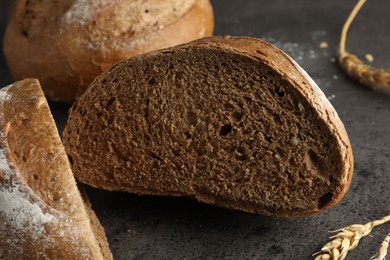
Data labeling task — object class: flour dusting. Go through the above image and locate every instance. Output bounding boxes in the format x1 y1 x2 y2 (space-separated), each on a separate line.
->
0 87 11 104
261 30 343 91
0 86 55 255
261 34 326 64
62 0 112 26
0 86 12 180
0 184 55 235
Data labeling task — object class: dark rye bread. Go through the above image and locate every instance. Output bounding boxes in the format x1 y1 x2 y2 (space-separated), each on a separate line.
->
63 36 353 217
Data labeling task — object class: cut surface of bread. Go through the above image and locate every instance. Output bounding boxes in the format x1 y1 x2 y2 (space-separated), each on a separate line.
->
3 0 214 103
0 79 112 259
63 36 353 217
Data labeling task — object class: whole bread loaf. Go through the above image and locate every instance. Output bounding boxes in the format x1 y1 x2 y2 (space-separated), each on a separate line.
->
3 0 214 103
63 36 353 217
0 79 112 259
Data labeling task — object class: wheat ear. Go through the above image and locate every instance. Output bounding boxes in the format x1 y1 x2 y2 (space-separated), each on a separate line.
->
370 230 390 260
339 0 390 89
314 215 390 260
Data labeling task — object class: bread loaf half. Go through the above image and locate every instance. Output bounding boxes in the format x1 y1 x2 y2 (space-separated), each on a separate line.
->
3 0 214 104
63 36 353 217
0 79 112 259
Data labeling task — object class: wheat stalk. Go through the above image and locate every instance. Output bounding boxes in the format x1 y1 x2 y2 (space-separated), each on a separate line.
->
370 230 390 260
314 215 390 260
339 0 390 89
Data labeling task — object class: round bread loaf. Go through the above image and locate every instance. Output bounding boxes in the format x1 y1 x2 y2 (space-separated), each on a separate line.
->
3 0 214 104
0 79 112 259
63 36 354 217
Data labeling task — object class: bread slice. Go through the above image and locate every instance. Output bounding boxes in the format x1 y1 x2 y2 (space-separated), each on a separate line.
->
3 0 214 104
63 36 353 217
0 79 112 259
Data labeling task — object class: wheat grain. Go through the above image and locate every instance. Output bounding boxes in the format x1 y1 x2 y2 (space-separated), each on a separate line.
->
365 54 374 63
370 230 390 260
339 53 390 89
314 215 390 260
320 42 329 49
338 0 390 90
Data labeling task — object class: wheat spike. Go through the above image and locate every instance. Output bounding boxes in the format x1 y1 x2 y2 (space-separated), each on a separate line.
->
314 215 390 260
370 230 390 260
339 0 390 89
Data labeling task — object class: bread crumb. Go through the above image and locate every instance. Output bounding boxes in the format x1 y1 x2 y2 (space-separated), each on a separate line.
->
309 50 317 59
319 41 328 49
327 94 336 101
298 103 305 111
290 136 300 146
365 53 374 63
36 96 46 109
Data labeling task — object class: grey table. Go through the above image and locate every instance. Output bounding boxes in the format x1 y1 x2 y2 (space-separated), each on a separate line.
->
1 1 389 259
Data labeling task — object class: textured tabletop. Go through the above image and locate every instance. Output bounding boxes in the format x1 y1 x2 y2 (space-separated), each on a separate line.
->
1 1 389 259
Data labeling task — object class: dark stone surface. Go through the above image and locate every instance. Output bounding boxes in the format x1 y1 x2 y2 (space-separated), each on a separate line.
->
1 0 389 259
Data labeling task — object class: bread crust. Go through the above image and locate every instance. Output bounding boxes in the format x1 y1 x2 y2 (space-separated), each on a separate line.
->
64 36 353 217
0 79 111 259
3 0 214 104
